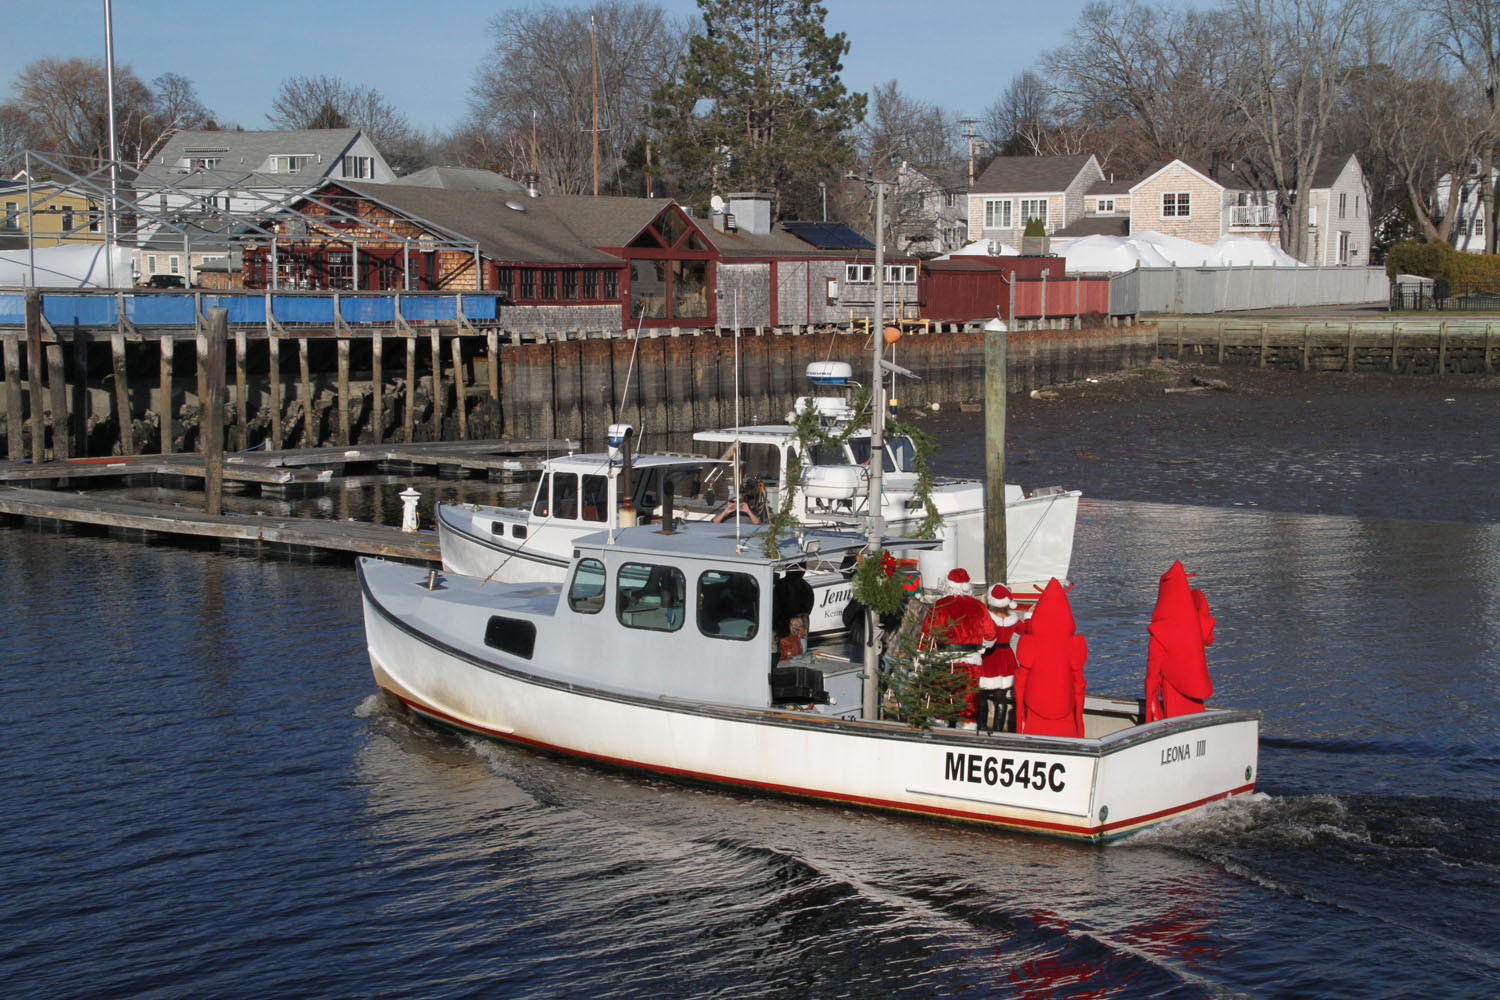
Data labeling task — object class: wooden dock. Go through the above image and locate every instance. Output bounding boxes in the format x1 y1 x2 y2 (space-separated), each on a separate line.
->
1155 317 1499 373
0 437 578 564
0 485 440 563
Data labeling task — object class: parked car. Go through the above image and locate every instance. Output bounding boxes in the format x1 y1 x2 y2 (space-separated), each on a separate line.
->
145 274 187 289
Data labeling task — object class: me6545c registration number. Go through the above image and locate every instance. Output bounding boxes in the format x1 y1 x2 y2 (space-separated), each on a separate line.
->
944 751 1066 792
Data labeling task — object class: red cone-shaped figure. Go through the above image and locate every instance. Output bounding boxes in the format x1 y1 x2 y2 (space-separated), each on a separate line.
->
1013 578 1087 737
1144 560 1216 722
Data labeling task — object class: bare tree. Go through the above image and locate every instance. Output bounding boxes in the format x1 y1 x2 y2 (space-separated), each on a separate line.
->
1426 0 1500 250
1224 0 1371 260
266 74 423 168
4 57 155 163
860 80 957 168
464 1 689 196
983 70 1058 157
1050 1 1245 176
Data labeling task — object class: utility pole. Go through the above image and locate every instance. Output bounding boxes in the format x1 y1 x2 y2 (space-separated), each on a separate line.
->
959 118 978 188
591 16 601 196
103 0 120 287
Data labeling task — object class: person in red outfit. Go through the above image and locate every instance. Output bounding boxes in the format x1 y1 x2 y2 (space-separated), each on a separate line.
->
1144 560 1216 721
1013 578 1088 737
975 584 1028 732
920 567 998 730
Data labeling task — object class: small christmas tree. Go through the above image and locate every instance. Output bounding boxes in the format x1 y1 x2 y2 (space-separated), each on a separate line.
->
880 600 973 730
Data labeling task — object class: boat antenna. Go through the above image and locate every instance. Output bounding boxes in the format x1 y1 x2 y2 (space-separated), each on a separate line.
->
616 305 646 425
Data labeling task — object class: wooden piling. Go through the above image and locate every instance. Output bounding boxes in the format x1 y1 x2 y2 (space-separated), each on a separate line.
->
110 334 134 455
298 336 313 448
203 309 227 515
268 335 282 450
429 329 443 441
159 335 173 455
371 331 384 444
71 328 89 457
985 319 1008 587
26 289 45 462
46 342 68 459
404 333 416 443
337 336 351 446
4 335 22 461
1346 323 1355 373
450 336 467 441
235 330 248 452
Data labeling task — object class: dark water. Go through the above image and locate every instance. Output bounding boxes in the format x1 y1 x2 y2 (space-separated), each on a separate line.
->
5 381 1500 998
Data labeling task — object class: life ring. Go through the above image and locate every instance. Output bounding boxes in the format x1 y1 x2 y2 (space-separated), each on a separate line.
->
712 500 759 524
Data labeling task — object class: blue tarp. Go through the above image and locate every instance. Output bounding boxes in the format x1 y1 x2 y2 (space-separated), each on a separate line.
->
461 295 498 320
341 296 395 323
43 294 117 326
128 295 197 325
0 294 23 324
398 296 459 322
272 295 335 324
200 295 266 324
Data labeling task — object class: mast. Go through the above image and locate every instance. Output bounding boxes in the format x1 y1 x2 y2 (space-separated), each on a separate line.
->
861 176 890 721
591 15 600 197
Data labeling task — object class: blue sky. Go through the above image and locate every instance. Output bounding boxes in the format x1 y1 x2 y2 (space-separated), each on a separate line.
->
2 0 1102 137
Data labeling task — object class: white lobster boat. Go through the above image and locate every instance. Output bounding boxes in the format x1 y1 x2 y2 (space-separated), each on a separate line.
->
693 361 1081 600
436 442 858 633
359 522 1260 842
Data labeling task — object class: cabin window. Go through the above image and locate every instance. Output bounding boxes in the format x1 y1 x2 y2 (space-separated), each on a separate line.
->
568 558 606 614
617 562 686 632
886 436 916 473
581 474 608 522
484 616 536 659
698 570 759 640
553 472 579 520
532 472 552 517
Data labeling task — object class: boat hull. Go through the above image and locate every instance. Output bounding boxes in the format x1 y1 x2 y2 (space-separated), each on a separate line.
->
361 567 1258 842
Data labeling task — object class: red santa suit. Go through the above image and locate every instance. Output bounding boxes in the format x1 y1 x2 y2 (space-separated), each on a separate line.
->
974 584 1028 732
921 568 997 727
1013 578 1088 738
1144 560 1216 721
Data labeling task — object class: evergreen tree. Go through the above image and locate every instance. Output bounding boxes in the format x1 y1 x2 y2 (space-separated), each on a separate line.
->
649 0 866 220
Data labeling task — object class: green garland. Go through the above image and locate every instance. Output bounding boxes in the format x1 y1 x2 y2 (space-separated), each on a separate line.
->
759 385 943 616
879 602 971 730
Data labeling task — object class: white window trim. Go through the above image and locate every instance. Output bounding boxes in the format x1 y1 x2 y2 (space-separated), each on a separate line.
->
1162 192 1191 218
983 198 1012 230
1019 199 1049 228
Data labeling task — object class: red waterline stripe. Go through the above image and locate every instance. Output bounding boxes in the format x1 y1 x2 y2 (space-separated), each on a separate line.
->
394 693 1106 839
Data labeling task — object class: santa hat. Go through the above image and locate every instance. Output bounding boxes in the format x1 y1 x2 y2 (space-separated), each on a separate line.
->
944 567 970 595
987 584 1015 609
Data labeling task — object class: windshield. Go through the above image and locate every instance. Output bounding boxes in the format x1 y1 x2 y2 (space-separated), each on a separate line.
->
887 436 916 473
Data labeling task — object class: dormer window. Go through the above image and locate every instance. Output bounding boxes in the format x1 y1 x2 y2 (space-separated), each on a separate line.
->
270 155 313 174
342 155 372 179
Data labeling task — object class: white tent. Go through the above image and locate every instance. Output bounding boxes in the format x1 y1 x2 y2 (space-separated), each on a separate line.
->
1129 230 1220 266
936 238 1019 259
1061 234 1173 272
0 244 135 288
1212 234 1305 267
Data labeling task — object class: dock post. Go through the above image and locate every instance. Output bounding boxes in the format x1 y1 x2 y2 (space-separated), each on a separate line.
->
46 340 68 459
1486 323 1494 374
25 289 45 461
337 335 351 446
1346 323 1355 373
486 330 499 404
1438 321 1447 374
1259 323 1268 368
159 336 174 454
1391 325 1400 373
984 316 1008 589
404 332 417 443
108 332 133 456
235 330 248 452
203 309 227 516
1302 323 1311 372
298 336 313 447
371 330 384 444
430 328 443 441
71 327 89 457
267 335 282 450
4 335 23 461
451 336 468 440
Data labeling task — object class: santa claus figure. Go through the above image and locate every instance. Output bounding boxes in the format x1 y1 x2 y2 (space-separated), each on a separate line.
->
1144 560 1216 721
1013 578 1088 738
920 567 997 730
975 584 1028 732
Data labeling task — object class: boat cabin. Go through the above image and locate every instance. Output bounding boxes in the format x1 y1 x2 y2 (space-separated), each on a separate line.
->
539 523 870 713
